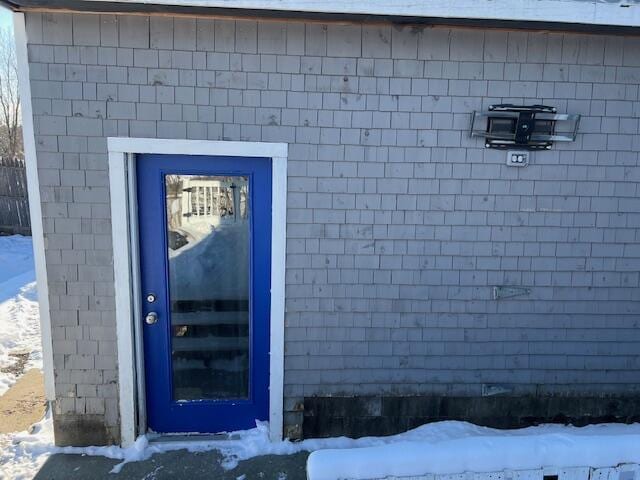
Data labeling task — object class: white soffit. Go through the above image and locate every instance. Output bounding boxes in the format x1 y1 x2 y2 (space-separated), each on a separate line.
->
77 0 640 27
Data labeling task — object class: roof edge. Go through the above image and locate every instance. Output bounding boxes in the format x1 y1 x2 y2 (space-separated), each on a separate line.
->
2 0 640 34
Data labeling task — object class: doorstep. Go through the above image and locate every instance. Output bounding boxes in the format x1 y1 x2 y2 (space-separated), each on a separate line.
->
147 432 242 443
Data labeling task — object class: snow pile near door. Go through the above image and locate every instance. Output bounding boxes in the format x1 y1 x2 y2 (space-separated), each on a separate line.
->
0 235 40 396
306 421 640 480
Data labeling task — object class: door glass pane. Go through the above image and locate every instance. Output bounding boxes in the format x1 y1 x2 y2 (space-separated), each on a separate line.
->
165 174 250 401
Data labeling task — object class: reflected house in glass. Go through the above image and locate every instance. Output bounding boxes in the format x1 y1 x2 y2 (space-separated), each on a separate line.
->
164 175 251 401
167 175 248 241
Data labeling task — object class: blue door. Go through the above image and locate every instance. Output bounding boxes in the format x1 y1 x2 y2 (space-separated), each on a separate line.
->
136 154 271 433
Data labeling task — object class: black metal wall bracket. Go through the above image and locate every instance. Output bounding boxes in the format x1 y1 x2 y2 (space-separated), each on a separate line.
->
470 104 580 150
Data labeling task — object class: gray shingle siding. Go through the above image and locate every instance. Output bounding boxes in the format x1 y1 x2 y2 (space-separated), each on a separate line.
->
26 11 640 444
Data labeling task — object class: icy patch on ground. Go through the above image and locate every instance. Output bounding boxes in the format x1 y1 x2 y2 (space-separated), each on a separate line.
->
0 235 40 396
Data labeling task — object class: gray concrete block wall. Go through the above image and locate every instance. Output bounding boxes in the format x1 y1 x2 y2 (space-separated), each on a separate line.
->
25 11 640 443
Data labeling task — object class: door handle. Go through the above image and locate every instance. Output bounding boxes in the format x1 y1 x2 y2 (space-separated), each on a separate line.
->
145 312 158 325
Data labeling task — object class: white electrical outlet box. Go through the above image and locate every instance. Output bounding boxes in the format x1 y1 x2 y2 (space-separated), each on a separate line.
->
506 150 529 167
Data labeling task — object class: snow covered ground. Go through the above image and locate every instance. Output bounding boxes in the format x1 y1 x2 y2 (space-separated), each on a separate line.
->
0 235 41 396
4 413 640 480
0 411 52 480
0 234 47 480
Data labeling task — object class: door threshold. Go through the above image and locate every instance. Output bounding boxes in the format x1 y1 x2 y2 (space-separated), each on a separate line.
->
147 432 243 443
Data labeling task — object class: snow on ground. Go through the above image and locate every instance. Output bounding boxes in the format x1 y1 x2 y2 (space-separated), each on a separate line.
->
307 421 640 480
0 410 52 480
0 235 36 286
0 234 46 480
4 413 640 480
0 235 41 396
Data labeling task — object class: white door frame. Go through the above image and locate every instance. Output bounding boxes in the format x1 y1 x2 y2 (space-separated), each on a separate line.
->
108 137 287 446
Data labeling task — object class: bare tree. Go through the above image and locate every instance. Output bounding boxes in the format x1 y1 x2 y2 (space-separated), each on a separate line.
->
0 26 21 160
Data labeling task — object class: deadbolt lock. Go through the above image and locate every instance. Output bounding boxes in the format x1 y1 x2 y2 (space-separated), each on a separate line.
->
145 312 158 325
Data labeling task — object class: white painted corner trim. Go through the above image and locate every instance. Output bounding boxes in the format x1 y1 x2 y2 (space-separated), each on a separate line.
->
108 137 287 446
13 12 56 403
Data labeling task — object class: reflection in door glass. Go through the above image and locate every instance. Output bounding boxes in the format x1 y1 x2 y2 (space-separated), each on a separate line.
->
165 174 250 401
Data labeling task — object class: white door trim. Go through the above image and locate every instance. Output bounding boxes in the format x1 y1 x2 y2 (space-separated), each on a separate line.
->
13 12 57 403
108 137 287 446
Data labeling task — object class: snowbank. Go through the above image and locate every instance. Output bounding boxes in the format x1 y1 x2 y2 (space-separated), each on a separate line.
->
306 421 640 480
0 235 40 396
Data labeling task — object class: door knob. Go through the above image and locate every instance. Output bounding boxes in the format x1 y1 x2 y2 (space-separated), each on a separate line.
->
145 312 158 325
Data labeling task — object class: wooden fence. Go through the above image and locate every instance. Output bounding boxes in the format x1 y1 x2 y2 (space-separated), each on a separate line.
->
0 156 30 235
